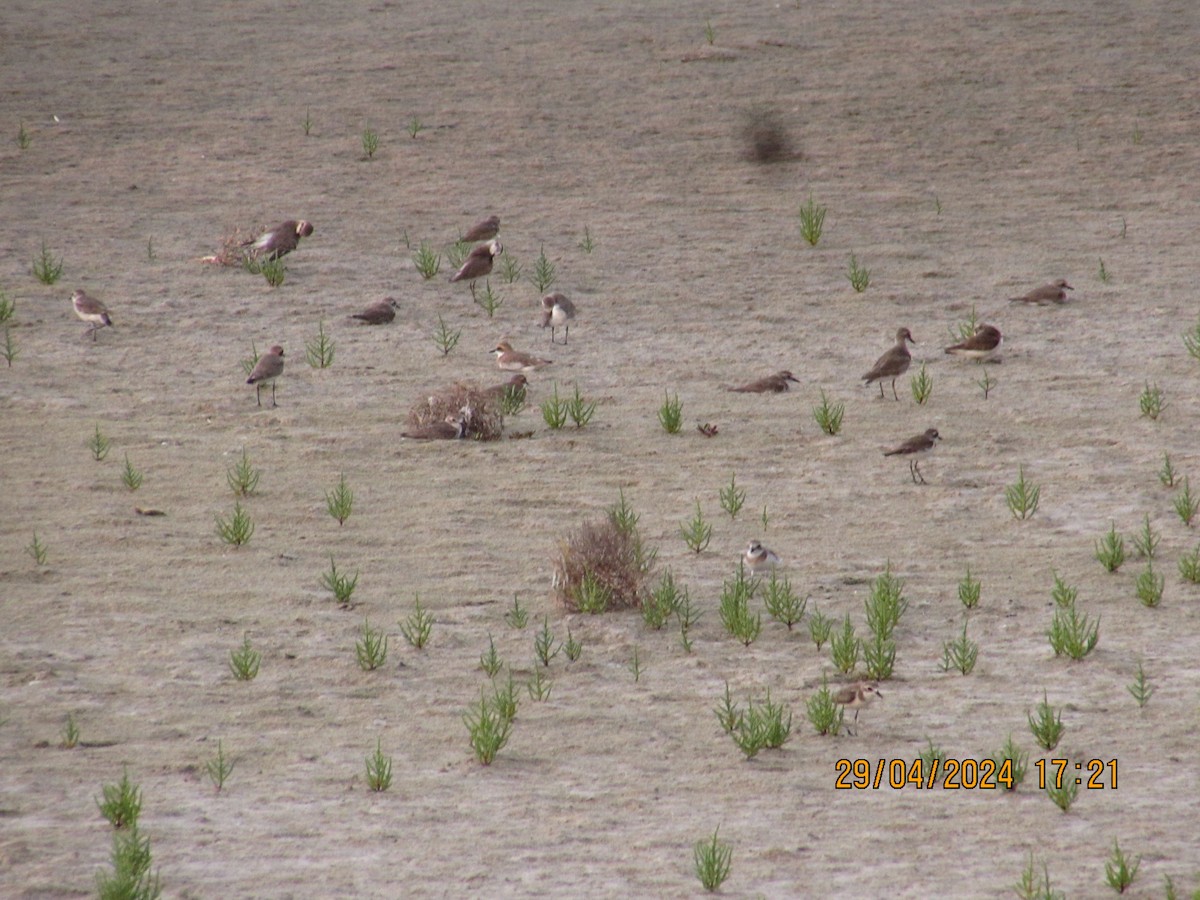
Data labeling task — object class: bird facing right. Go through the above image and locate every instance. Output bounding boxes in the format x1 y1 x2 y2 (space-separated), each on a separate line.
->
539 293 577 344
833 682 883 734
247 345 285 407
71 289 113 341
1009 278 1072 304
884 427 941 484
862 328 915 400
352 297 399 325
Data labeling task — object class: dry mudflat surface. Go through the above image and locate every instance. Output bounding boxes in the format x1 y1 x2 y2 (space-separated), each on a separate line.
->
2 1 1200 897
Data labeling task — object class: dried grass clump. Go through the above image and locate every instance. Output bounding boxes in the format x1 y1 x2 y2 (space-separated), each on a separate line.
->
406 383 504 441
202 223 264 266
554 500 656 612
741 105 797 164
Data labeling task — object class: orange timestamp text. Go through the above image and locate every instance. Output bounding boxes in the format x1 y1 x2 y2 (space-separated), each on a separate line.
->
834 757 1015 790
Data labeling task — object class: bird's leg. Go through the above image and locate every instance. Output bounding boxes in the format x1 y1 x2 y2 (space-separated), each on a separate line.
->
891 378 899 401
563 325 569 345
255 385 262 407
271 383 278 407
877 382 884 399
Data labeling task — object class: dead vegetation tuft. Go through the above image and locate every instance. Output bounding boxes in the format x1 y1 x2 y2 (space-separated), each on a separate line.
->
406 382 504 441
202 223 265 266
553 502 656 612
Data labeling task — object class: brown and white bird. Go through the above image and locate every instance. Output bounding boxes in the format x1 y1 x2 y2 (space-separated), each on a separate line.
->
246 345 285 407
1009 278 1072 304
539 292 577 344
884 427 941 484
243 220 314 260
728 370 800 393
862 327 915 400
401 414 468 440
833 682 883 735
351 297 399 325
944 324 1003 361
743 540 781 572
493 341 552 373
71 289 113 341
450 239 502 285
461 215 500 243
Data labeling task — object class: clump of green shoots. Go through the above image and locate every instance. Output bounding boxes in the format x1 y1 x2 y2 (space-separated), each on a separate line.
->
540 383 569 429
406 116 424 139
762 571 806 630
958 567 981 609
205 740 235 791
798 195 827 247
413 243 441 280
0 290 14 324
680 501 712 553
479 634 503 677
1179 545 1200 584
1027 694 1065 750
463 690 513 765
1139 382 1165 420
807 608 833 650
1005 466 1041 520
475 280 502 317
27 531 47 566
355 619 389 670
1104 840 1141 893
643 568 684 630
96 769 142 828
226 447 261 496
1134 563 1163 608
32 242 64 285
1048 604 1099 660
940 620 979 675
120 455 143 491
1184 315 1200 363
16 122 31 150
805 675 845 736
847 253 870 292
305 320 335 369
228 634 261 681
87 424 111 461
320 556 359 606
812 390 845 435
531 245 556 293
533 616 561 666
976 368 996 399
1127 660 1153 708
324 473 354 525
1158 452 1178 488
658 391 683 434
1131 514 1159 559
1014 852 1060 900
693 827 732 892
1174 478 1198 526
365 739 393 791
215 502 254 547
566 384 596 428
431 313 461 356
910 364 933 405
578 227 595 253
1094 522 1126 572
361 125 379 159
399 596 434 648
498 253 522 284
719 563 761 646
301 106 313 136
830 615 860 673
1 326 15 368
1050 572 1077 607
61 712 80 749
718 473 745 519
992 735 1028 791
504 595 528 629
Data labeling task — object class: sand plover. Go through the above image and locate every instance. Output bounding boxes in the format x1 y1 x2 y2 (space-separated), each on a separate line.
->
729 371 800 393
833 682 882 734
944 324 1002 361
352 297 399 325
71 289 113 341
1009 279 1072 304
493 341 552 373
247 345 285 407
461 215 500 243
863 327 915 400
401 413 468 440
539 293 577 344
450 239 503 285
243 220 313 260
743 540 781 572
884 427 940 484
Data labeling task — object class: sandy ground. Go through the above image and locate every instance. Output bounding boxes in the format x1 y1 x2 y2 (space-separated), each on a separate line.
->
3 0 1200 896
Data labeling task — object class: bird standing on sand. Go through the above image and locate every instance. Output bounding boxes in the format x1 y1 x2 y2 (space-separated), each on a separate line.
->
833 682 882 735
539 293 577 344
243 220 314 260
71 289 113 341
863 327 915 400
884 427 941 484
247 345 285 407
728 371 800 393
1009 279 1072 304
450 240 503 287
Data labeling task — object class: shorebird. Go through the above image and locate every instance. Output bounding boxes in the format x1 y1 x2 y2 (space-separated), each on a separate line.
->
481 373 528 401
884 427 941 484
401 413 467 440
246 345 285 407
1009 279 1072 304
449 239 503 286
461 215 500 243
243 220 314 260
743 540 781 572
539 292 577 344
351 297 399 325
728 371 800 393
71 289 113 341
944 324 1003 361
493 341 552 373
833 682 882 735
863 327 915 400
